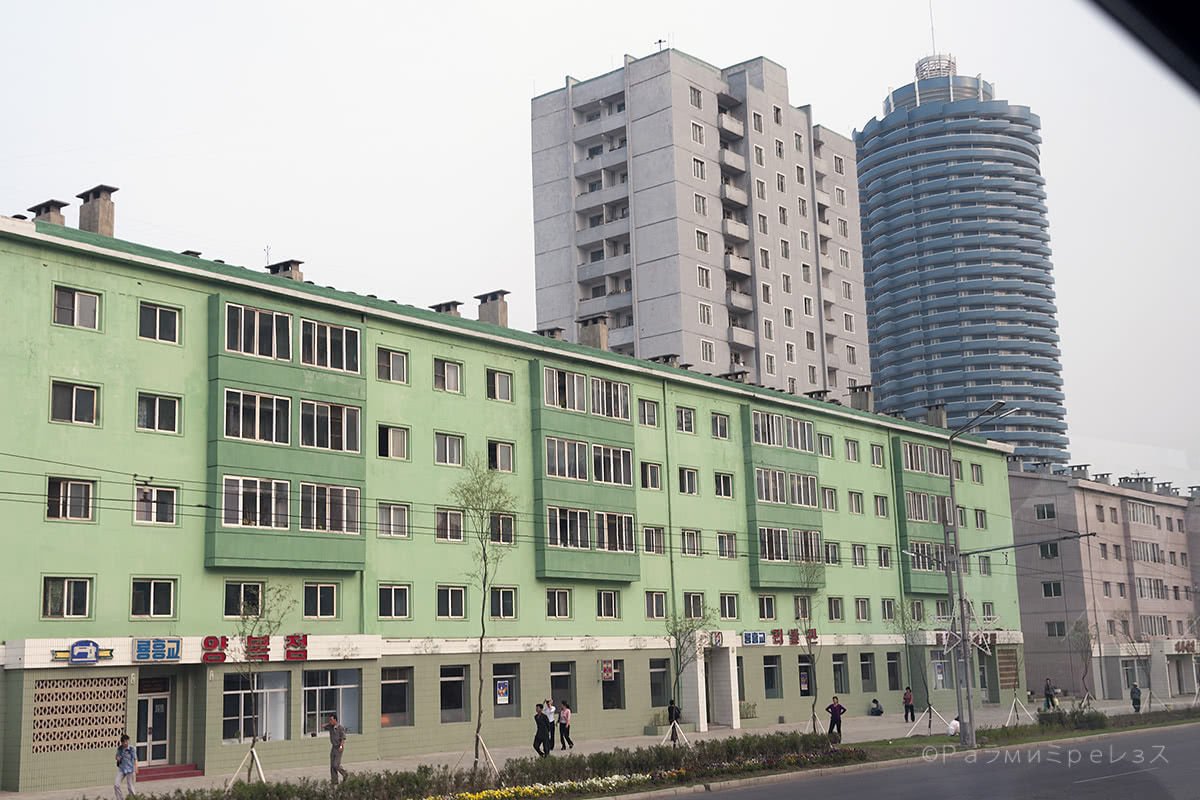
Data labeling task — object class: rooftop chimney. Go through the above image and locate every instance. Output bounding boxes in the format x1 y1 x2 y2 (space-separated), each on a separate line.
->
28 199 69 226
577 313 609 350
535 326 565 340
1156 481 1177 497
181 250 202 257
429 301 463 317
1118 475 1155 493
1189 486 1200 499
11 213 28 220
1093 473 1111 485
266 259 304 282
1069 464 1091 480
648 354 680 367
848 384 874 413
719 370 748 383
805 389 830 402
76 184 118 237
475 290 510 327
925 402 948 429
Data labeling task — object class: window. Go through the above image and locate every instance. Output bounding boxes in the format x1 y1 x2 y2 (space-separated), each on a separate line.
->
138 302 178 343
1042 581 1063 598
376 347 408 383
837 218 849 238
815 597 840 625
756 469 785 504
433 359 462 393
678 467 698 495
437 665 469 723
490 513 515 544
547 506 589 548
875 495 890 517
53 286 100 329
764 354 775 375
676 406 695 433
635 400 660 431
690 121 704 145
1034 503 1056 520
848 492 864 515
753 145 765 166
833 154 845 175
817 433 833 457
834 186 846 205
224 389 289 444
300 484 360 533
1118 582 1126 598
700 339 715 364
591 377 631 420
45 477 94 521
645 591 666 619
793 594 811 621
696 229 710 252
763 319 775 340
42 577 91 618
760 282 772 304
1113 544 1122 560
869 444 885 467
753 594 775 621
1039 542 1059 559
821 487 837 511
132 392 180 434
689 86 702 108
975 509 988 529
596 512 635 552
223 672 289 742
546 436 589 481
843 312 855 332
979 555 992 575
378 503 409 538
131 578 175 618
436 585 466 619
682 529 702 556
694 193 708 216
302 669 361 735
752 111 763 131
640 461 662 491
881 598 896 622
378 425 409 460
649 658 671 708
778 206 788 225
852 544 867 567
489 586 516 619
379 584 411 619
488 440 514 472
222 476 289 529
971 463 984 483
546 588 571 618
485 369 513 401
381 667 413 727
596 589 620 619
300 401 360 452
755 179 767 200
714 472 734 498
435 432 464 466
824 541 841 565
643 527 665 555
763 655 782 698
757 214 769 234
698 302 713 326
435 508 464 542
134 485 176 525
1046 621 1067 638
692 158 706 180
544 367 586 412
225 304 290 360
601 658 625 710
301 320 360 373
774 138 784 158
50 380 98 425
1103 581 1112 598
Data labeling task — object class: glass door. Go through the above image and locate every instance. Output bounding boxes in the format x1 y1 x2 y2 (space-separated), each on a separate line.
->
136 694 170 764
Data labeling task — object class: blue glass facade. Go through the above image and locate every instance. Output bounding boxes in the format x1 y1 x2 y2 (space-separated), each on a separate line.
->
855 59 1069 463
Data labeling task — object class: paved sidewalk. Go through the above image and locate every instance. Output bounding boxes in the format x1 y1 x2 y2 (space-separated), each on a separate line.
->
2 697 1141 799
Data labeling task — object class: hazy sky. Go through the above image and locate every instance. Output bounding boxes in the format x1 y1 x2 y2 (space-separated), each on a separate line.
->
3 0 1197 487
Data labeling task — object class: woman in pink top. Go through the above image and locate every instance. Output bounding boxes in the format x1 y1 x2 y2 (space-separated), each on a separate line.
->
558 701 574 749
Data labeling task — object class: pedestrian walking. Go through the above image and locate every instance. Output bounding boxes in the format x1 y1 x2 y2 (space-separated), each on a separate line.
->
667 699 682 746
1130 683 1142 713
533 703 551 756
1043 678 1055 711
113 733 137 800
543 698 557 750
324 714 349 785
558 701 574 750
825 696 847 741
903 686 915 723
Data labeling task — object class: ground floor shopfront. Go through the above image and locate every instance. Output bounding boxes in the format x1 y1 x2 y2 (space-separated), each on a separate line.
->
1091 640 1200 704
0 630 1023 792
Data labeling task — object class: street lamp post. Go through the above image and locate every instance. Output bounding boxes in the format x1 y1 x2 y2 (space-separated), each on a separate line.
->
944 400 1018 748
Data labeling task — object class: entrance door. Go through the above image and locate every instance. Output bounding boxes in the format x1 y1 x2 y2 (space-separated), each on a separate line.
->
136 694 169 764
798 655 814 697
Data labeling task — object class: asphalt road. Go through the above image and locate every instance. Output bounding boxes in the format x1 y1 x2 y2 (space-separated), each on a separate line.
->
710 723 1200 800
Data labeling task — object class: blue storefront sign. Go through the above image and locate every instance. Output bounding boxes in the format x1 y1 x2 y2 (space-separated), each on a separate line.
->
741 631 767 646
133 637 183 662
51 639 114 665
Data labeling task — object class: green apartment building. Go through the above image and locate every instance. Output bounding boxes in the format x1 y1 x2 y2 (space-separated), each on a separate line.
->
0 194 1022 791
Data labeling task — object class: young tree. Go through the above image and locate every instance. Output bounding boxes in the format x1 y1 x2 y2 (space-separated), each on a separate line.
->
890 598 936 733
795 592 824 735
450 455 517 773
1067 617 1097 708
663 603 716 714
225 583 296 789
1114 611 1155 711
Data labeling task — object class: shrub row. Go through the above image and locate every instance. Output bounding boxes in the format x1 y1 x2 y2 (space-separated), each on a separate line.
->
122 732 865 800
976 705 1200 745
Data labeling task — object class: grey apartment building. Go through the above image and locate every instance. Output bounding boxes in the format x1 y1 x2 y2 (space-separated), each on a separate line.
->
532 49 870 396
1010 466 1197 703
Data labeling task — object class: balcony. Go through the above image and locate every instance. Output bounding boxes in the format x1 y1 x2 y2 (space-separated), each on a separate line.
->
574 146 629 177
720 182 748 207
722 218 750 242
723 252 752 277
751 560 826 591
903 567 950 596
578 252 631 283
575 216 630 248
538 546 640 583
575 182 629 213
719 148 746 173
728 324 756 350
574 110 627 142
609 324 635 349
717 113 745 139
727 289 754 312
578 290 632 318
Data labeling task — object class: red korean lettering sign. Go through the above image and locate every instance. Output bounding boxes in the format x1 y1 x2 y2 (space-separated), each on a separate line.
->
285 633 309 661
201 635 228 664
788 628 801 646
245 635 270 662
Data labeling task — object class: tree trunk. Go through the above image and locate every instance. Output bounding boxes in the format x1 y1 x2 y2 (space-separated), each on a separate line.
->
473 555 488 771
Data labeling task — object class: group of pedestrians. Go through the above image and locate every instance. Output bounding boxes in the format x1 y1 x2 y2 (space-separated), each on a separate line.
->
533 698 574 756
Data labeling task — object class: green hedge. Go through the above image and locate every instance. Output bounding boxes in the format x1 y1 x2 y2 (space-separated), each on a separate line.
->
117 733 865 800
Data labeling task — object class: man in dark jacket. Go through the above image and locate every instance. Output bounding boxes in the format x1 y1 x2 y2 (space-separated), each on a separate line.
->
1130 683 1142 713
667 699 682 746
533 703 551 756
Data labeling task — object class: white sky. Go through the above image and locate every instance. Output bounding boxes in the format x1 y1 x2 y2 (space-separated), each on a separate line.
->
3 0 1197 487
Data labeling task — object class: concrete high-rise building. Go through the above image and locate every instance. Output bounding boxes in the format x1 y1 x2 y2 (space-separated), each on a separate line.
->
533 49 870 397
856 55 1069 463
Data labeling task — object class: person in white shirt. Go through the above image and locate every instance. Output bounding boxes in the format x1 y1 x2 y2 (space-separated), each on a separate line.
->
543 699 557 750
947 716 961 737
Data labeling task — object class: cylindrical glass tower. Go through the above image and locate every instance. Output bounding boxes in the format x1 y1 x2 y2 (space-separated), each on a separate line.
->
856 55 1069 463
